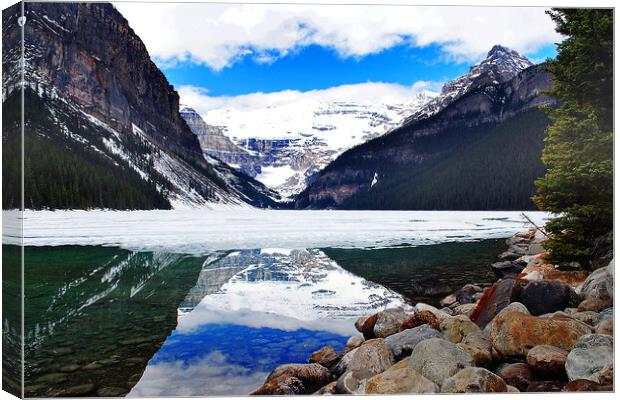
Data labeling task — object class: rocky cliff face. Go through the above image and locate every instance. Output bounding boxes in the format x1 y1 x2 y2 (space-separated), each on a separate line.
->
295 49 554 210
2 2 279 208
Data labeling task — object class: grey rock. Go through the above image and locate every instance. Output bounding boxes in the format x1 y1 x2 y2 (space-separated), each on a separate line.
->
441 367 507 393
565 334 613 383
384 324 442 359
365 368 439 394
408 338 474 385
374 308 409 338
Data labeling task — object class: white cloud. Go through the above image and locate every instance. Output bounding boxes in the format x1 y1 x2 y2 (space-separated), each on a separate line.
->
178 80 439 115
115 3 561 71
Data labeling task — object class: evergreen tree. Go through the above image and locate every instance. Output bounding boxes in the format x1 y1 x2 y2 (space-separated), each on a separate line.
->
533 9 613 265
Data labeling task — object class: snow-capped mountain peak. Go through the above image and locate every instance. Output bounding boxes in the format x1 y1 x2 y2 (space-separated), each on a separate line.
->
182 93 436 199
406 45 534 123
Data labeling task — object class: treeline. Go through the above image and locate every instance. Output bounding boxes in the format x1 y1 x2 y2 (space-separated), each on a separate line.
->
533 9 613 264
339 109 548 210
2 90 171 210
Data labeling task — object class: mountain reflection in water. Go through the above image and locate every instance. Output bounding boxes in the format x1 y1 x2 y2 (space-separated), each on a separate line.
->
18 241 499 397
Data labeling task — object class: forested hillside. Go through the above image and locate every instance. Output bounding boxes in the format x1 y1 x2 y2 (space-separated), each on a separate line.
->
2 90 172 210
340 109 548 210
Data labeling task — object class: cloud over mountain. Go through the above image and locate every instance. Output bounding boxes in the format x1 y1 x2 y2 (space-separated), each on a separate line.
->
116 3 560 71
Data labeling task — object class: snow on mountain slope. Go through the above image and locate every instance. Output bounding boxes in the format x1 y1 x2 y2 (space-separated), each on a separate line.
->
183 92 435 199
405 45 534 123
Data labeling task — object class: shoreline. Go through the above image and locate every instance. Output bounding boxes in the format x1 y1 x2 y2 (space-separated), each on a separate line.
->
251 228 614 394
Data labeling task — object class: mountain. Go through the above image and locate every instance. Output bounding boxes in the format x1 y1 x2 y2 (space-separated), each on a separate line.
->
183 93 435 199
405 45 534 123
295 47 554 210
2 2 280 210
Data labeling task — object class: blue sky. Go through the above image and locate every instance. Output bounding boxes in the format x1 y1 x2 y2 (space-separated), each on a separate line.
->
161 42 557 97
117 3 561 108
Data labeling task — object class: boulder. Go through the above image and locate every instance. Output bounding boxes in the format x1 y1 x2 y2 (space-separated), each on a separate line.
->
408 338 474 385
440 294 457 308
313 381 337 395
562 379 613 392
595 317 613 335
526 380 565 392
458 331 492 366
344 338 394 379
441 367 507 393
365 368 439 394
577 297 611 312
262 363 333 394
333 347 357 376
441 315 480 343
518 263 555 281
453 303 476 317
577 261 613 312
565 334 613 383
343 336 364 354
453 284 482 304
526 243 546 255
335 371 361 394
571 311 600 326
415 303 451 322
309 346 340 368
497 363 533 392
542 270 588 288
387 357 410 372
400 311 440 331
251 376 305 395
496 301 530 317
599 307 613 321
526 345 568 378
385 324 442 359
517 280 579 316
491 261 523 279
373 308 409 338
355 314 377 340
470 279 520 328
490 311 592 358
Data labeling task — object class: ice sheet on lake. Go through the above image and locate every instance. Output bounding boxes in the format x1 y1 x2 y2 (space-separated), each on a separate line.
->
9 209 551 254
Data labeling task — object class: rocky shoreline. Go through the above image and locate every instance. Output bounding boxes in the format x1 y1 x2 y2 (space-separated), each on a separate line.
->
251 228 614 394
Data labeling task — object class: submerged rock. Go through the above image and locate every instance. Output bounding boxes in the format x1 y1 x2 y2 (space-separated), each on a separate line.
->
491 261 523 279
365 368 439 394
441 367 507 393
490 311 592 358
408 338 474 385
565 334 613 384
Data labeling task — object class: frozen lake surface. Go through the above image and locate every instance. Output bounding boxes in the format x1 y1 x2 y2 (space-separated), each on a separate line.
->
7 209 551 254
